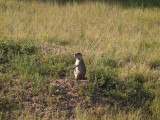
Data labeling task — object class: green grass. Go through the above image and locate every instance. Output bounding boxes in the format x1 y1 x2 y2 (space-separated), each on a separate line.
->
0 0 160 119
0 38 75 119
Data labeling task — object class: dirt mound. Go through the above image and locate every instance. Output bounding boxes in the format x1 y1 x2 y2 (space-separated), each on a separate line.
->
50 79 88 117
22 79 101 119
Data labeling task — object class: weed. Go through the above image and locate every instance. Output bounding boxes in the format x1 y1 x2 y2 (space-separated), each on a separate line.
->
149 59 160 69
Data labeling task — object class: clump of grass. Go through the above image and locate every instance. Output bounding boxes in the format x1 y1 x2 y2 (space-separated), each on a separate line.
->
139 40 159 51
0 74 11 90
127 72 147 83
0 38 37 55
50 38 70 46
0 40 21 55
149 59 160 69
87 67 117 86
98 56 118 68
0 38 73 77
0 74 22 120
0 38 37 65
37 55 73 78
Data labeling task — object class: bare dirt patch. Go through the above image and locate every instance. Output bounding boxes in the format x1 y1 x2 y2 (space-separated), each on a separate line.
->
21 79 98 119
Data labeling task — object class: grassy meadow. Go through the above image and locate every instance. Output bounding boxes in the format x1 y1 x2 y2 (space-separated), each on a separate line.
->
0 0 160 119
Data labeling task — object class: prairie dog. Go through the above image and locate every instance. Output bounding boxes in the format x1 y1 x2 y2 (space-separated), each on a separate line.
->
74 53 86 80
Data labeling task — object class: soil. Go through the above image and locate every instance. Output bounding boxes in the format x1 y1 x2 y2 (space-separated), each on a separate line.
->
21 79 108 119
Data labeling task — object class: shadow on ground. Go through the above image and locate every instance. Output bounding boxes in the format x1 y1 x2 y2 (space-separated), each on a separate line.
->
91 80 154 113
48 78 154 118
29 0 160 8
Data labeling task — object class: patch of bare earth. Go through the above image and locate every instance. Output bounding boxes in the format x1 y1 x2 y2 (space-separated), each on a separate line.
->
20 79 107 119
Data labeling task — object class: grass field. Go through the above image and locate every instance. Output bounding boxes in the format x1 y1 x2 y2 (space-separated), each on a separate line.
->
0 0 160 119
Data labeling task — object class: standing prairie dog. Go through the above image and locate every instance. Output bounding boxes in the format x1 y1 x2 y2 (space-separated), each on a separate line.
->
74 53 86 80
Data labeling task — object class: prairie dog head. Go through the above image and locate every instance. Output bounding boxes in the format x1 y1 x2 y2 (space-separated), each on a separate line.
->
74 53 83 60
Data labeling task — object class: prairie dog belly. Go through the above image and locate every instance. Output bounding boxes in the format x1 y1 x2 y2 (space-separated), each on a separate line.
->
74 59 81 75
74 59 86 80
74 67 80 76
